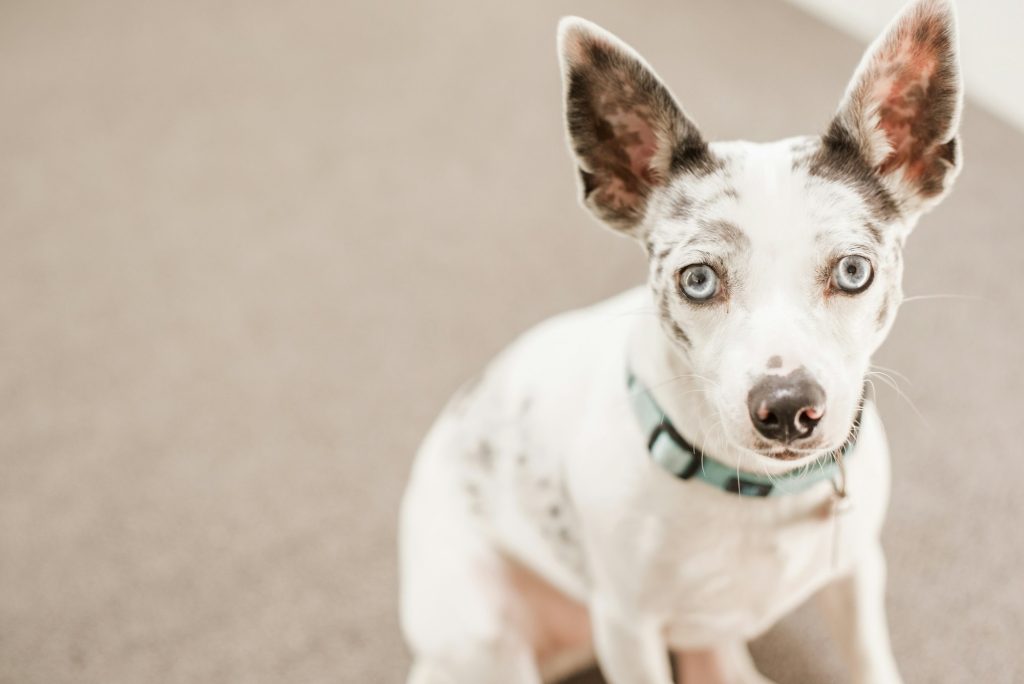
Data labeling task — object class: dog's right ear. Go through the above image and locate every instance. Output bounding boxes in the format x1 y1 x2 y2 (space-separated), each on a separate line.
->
557 18 710 236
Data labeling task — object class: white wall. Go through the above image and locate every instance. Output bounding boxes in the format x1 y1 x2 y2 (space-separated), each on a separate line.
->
785 0 1024 132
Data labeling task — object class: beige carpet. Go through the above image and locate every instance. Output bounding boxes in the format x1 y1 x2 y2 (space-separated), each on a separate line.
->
1 0 1021 682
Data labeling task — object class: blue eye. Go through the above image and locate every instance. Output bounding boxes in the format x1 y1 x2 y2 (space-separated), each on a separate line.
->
678 264 720 301
833 255 873 293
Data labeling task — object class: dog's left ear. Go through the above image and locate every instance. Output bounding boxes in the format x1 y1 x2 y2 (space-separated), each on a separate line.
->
557 18 709 236
827 0 963 216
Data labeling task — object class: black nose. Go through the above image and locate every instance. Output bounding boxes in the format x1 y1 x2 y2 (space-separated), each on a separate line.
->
747 369 826 443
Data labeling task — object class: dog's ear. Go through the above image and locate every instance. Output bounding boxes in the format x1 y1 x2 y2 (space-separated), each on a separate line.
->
827 0 963 216
557 18 709 236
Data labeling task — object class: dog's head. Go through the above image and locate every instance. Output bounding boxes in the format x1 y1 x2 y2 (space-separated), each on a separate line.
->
558 0 962 464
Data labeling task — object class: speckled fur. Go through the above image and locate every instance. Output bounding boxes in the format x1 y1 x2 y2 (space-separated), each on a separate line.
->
400 3 962 683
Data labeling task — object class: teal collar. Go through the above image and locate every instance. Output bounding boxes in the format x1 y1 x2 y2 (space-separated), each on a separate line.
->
627 370 860 497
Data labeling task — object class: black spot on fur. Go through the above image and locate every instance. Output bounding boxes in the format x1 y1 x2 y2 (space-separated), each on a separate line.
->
670 135 719 177
807 127 900 222
658 290 691 348
703 186 740 205
876 300 890 329
670 321 692 348
653 243 675 279
691 218 749 251
876 282 899 330
669 191 694 221
476 440 495 471
464 481 484 516
864 222 884 245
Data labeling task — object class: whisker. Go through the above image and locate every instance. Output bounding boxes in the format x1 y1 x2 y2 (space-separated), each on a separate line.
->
869 363 913 387
901 293 988 304
662 387 714 403
867 370 901 393
866 371 930 427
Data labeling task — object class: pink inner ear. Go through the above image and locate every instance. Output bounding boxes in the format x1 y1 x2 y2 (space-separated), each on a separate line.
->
587 88 662 214
600 104 660 183
869 18 947 180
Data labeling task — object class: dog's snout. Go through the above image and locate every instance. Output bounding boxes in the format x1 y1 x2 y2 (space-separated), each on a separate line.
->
747 369 826 444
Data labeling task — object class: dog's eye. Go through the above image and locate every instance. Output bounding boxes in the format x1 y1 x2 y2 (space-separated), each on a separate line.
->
678 264 720 301
832 255 873 293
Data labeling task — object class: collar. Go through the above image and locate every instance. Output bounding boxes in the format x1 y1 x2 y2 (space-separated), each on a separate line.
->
627 370 861 497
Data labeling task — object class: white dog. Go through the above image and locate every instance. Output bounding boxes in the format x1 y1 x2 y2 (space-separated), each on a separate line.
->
400 1 962 682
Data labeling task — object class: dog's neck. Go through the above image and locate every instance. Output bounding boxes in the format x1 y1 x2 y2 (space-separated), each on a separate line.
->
627 312 813 477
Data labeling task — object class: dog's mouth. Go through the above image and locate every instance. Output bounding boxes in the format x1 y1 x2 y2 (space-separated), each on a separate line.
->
752 444 826 462
765 449 807 461
750 424 859 463
731 434 836 466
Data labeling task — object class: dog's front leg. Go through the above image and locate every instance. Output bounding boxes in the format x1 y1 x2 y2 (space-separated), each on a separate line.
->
590 600 673 684
817 542 902 684
673 643 776 684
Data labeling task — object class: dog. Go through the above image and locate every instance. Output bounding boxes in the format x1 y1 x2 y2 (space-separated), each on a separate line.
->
400 0 962 682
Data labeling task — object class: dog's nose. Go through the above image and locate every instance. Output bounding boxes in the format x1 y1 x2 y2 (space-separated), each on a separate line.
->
747 370 826 443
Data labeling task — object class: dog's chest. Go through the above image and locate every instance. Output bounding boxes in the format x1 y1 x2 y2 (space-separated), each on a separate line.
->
487 429 868 642
647 496 845 645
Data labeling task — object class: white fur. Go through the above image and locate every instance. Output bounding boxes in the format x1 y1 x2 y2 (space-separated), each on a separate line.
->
400 2 960 682
401 291 897 683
